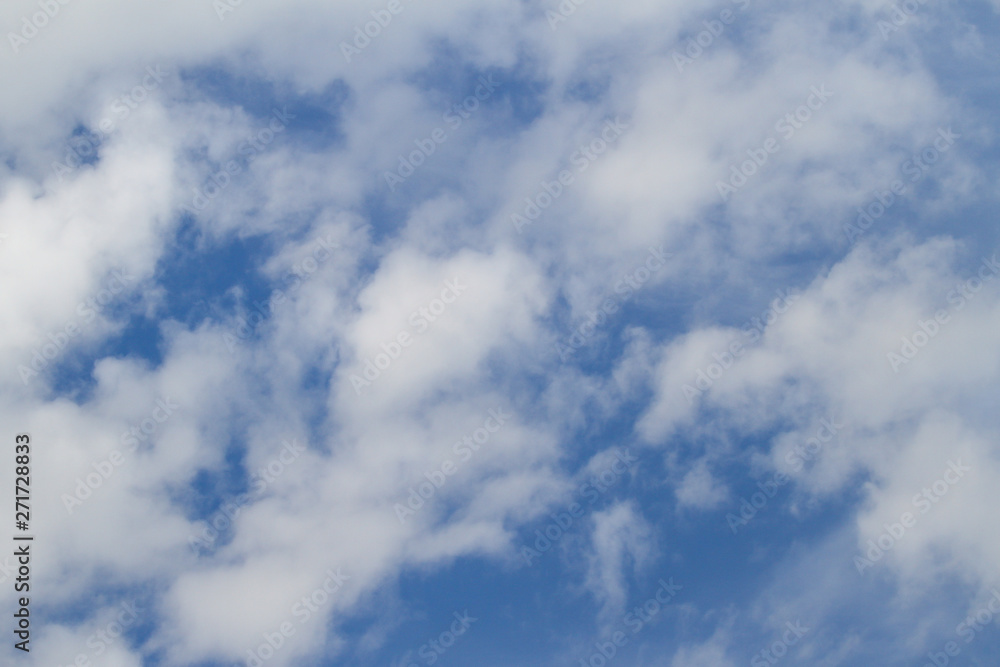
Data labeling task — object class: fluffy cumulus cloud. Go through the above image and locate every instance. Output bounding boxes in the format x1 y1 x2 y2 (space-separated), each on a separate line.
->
0 0 998 664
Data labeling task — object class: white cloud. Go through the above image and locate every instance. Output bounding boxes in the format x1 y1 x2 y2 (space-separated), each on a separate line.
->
0 0 996 663
584 501 655 622
676 459 729 510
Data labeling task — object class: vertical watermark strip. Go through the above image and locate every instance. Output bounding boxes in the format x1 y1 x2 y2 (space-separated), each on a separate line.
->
13 433 32 653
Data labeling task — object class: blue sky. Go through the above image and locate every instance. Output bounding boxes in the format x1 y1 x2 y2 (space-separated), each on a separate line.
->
1 0 1000 666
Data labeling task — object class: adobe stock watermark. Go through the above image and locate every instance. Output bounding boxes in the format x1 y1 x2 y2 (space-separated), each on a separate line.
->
955 590 1000 649
726 418 844 534
242 568 350 667
223 234 340 353
182 107 295 214
577 578 682 667
189 439 307 555
52 66 169 183
54 600 142 667
921 590 1000 667
384 75 501 192
394 408 511 524
213 0 246 21
672 0 752 72
18 268 136 385
521 448 639 566
7 0 73 55
62 398 180 514
546 0 589 30
877 0 931 40
556 246 672 362
750 621 810 667
887 252 998 373
844 128 960 244
396 611 477 667
511 117 629 234
682 288 800 404
854 459 971 574
340 0 418 62
350 276 468 395
716 85 834 201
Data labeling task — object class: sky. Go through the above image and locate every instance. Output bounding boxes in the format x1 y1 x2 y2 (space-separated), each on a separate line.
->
1 0 999 666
